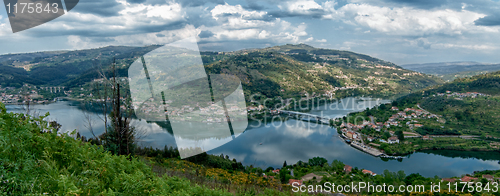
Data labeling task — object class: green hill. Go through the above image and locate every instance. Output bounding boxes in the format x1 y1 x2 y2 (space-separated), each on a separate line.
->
0 44 443 102
364 71 500 137
339 71 500 155
0 103 303 195
0 46 161 87
204 44 443 100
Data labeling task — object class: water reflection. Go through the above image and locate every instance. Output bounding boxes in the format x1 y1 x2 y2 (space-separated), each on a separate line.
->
6 97 500 177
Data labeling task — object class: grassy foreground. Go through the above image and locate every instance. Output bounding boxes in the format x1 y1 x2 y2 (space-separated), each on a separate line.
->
0 103 305 195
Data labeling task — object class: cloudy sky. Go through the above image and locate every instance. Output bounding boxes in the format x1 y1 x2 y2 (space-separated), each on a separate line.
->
1 0 500 65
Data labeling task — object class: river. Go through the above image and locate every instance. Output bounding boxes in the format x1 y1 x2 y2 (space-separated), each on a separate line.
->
6 97 500 177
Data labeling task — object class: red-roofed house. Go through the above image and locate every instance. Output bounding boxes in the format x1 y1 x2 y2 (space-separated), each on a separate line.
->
461 176 477 182
414 124 424 128
344 165 352 173
264 175 275 180
272 169 280 174
362 169 376 176
483 175 494 181
346 131 358 139
288 179 303 186
442 178 456 183
388 136 400 144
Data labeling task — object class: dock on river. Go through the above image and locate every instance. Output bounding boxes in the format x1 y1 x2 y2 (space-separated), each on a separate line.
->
350 141 385 157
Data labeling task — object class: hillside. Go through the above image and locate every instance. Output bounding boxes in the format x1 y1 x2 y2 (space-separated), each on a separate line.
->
0 44 443 102
341 71 500 155
203 44 443 100
392 71 500 137
401 61 500 82
0 46 161 87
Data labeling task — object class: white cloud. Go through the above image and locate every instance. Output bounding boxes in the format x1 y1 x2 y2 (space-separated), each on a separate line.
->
7 1 186 40
68 24 199 49
321 1 340 19
434 43 497 50
145 4 183 20
405 37 498 51
278 0 323 15
0 17 10 36
323 3 500 36
212 4 268 21
205 5 322 44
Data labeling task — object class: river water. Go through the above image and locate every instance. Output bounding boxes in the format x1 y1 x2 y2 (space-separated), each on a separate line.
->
6 97 500 177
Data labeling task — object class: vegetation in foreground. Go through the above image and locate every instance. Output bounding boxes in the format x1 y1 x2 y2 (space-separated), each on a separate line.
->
0 103 308 195
3 102 500 195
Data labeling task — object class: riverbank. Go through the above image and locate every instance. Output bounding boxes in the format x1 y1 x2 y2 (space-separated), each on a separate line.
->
5 99 500 177
349 140 384 157
381 136 498 156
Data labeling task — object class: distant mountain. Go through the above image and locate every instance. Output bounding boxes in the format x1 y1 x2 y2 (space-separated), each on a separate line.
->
401 61 500 81
204 44 443 99
0 44 443 100
0 46 161 87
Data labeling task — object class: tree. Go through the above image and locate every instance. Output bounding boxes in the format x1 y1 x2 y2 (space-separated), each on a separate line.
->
395 130 404 141
93 61 110 134
99 59 136 156
283 160 287 168
279 169 290 184
335 120 342 126
383 132 391 140
331 160 344 171
366 109 372 116
81 105 97 139
404 173 425 185
265 167 274 172
309 157 328 167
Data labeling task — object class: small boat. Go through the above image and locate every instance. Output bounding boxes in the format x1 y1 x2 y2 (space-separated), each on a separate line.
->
259 143 262 145
345 139 351 144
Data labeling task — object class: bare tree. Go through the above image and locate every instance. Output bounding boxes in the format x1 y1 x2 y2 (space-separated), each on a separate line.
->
94 58 137 156
22 92 31 116
81 106 97 139
22 90 39 118
93 60 111 134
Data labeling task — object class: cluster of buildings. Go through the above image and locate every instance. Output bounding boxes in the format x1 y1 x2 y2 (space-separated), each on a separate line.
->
386 107 438 129
343 165 377 176
136 99 246 123
436 91 487 99
390 108 437 129
339 106 441 146
0 90 51 104
442 174 499 183
247 105 265 112
0 93 21 104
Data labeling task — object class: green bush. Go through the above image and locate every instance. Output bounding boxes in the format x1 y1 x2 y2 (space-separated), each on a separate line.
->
0 103 230 195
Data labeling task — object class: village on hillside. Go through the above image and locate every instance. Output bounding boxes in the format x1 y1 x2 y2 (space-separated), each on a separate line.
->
337 91 490 157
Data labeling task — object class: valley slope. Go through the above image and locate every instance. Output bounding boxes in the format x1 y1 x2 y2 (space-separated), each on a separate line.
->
0 44 443 105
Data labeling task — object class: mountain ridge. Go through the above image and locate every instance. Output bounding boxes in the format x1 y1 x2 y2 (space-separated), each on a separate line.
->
401 61 500 81
0 44 443 100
